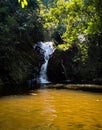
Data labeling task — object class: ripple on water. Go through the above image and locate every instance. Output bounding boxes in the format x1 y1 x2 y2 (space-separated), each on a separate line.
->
31 124 60 130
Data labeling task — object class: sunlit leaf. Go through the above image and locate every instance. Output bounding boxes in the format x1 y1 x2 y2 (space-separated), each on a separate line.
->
23 0 28 6
18 0 21 3
21 2 25 8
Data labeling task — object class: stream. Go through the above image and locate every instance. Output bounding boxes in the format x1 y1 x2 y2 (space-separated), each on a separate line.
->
0 87 102 130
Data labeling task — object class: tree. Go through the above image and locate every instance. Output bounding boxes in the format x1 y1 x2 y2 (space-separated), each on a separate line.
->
0 0 44 85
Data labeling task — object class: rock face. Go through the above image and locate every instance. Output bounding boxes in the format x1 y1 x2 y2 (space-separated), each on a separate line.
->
47 49 67 82
47 44 78 82
33 43 45 81
47 42 102 84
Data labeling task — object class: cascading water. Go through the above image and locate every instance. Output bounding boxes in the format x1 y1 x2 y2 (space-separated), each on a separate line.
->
37 42 54 84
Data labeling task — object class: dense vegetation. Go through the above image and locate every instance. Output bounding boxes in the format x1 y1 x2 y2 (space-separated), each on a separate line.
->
0 0 102 92
44 0 102 83
0 0 44 87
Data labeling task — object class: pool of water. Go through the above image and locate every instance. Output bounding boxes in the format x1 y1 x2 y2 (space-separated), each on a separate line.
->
0 86 102 130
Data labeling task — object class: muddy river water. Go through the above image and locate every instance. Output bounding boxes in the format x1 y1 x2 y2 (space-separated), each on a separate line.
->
0 86 102 130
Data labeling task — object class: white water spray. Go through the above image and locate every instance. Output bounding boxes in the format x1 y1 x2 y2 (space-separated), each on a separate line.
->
38 42 54 83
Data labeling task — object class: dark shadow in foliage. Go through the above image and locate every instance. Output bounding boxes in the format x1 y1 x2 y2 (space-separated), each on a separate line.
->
0 0 44 88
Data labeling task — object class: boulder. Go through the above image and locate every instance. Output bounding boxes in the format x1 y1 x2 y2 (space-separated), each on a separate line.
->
47 44 78 82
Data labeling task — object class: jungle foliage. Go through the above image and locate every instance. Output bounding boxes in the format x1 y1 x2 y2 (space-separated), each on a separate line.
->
42 0 102 82
0 0 44 85
0 0 102 87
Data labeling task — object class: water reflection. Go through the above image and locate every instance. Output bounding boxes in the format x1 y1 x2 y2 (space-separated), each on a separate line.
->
40 90 57 122
0 88 102 130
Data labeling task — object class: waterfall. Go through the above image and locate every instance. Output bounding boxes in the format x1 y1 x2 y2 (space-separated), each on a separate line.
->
37 42 54 84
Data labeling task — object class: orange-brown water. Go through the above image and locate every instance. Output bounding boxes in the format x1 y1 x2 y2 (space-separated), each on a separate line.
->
0 88 102 130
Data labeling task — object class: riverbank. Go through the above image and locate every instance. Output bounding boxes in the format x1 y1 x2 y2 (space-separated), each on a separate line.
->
46 83 102 93
0 83 102 96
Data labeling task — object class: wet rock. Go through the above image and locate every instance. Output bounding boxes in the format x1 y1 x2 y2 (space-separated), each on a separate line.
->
47 44 78 82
